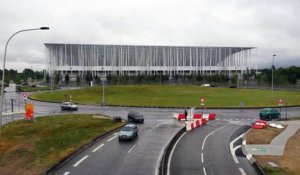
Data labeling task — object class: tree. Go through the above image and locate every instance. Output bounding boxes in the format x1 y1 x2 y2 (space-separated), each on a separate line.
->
22 68 35 81
65 74 70 85
85 72 93 83
46 74 50 84
55 74 60 84
231 74 237 84
76 75 81 85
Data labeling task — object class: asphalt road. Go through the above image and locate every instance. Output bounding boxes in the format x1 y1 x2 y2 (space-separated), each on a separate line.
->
169 120 258 175
53 114 184 175
2 93 300 175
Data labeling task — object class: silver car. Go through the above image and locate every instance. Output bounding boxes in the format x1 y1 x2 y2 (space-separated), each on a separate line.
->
118 124 138 141
61 102 78 111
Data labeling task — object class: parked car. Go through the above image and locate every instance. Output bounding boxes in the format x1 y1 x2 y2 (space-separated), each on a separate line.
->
118 124 138 141
127 111 144 123
61 102 78 111
259 108 281 121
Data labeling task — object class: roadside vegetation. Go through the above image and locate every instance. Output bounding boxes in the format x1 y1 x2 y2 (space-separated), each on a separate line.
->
1 66 300 89
246 126 285 144
17 85 52 92
247 125 300 175
0 114 124 175
30 85 300 108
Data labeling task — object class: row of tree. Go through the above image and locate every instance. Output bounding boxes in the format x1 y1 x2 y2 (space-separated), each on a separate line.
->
1 66 300 86
0 69 44 84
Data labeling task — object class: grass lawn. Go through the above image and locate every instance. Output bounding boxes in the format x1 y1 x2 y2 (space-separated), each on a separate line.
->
30 85 300 108
0 114 124 175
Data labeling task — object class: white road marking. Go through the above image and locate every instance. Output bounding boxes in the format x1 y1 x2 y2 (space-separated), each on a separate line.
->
156 123 162 128
201 153 204 163
203 167 207 175
167 132 187 175
128 145 136 153
63 172 70 175
202 125 228 150
230 133 245 164
107 135 118 142
73 155 89 167
92 144 104 152
239 168 246 175
234 145 242 152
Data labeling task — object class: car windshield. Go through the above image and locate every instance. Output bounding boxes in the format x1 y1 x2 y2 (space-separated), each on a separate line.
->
122 126 133 131
135 115 143 118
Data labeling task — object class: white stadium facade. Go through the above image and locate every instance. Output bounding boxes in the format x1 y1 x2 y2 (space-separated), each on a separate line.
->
45 43 255 78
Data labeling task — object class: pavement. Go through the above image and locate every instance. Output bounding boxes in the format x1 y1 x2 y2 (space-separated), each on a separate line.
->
244 120 300 156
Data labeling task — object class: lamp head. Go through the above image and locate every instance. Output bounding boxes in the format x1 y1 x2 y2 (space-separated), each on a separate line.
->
40 27 50 30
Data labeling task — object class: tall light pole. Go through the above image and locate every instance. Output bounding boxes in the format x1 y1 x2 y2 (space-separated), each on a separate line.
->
272 54 276 92
0 27 49 140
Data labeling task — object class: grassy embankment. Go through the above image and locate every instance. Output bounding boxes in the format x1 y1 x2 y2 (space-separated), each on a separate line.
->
0 114 124 175
30 85 300 108
246 125 300 175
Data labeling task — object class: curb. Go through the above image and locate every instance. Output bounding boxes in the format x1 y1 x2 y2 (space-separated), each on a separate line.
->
241 129 266 175
45 122 127 175
157 127 186 175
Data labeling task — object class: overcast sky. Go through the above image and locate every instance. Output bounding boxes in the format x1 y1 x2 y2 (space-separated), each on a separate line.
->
0 0 299 72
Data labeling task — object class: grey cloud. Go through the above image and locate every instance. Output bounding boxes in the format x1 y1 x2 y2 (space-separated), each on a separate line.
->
0 0 299 72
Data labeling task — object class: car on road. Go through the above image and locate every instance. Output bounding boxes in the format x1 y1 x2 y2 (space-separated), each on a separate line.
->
259 108 281 120
127 111 144 123
61 102 78 111
118 124 138 141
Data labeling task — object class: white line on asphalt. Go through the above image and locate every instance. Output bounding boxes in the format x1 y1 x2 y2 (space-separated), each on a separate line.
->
63 172 70 175
156 123 162 128
234 145 242 152
230 133 245 164
128 145 136 153
239 168 246 175
92 144 104 152
203 167 207 175
202 125 228 150
73 155 89 167
167 132 187 175
107 135 118 142
201 153 204 163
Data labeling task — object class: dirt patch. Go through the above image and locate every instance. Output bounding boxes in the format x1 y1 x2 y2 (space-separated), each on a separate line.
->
246 126 285 144
92 115 111 119
249 128 300 175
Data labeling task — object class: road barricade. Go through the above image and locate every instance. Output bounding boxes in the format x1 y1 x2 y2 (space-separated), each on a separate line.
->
173 113 186 120
202 113 216 121
185 118 208 131
173 113 204 120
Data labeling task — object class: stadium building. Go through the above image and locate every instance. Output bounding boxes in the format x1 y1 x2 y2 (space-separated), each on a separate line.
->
45 43 254 78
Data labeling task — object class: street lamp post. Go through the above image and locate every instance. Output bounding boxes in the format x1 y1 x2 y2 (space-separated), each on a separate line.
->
0 27 49 140
272 54 276 93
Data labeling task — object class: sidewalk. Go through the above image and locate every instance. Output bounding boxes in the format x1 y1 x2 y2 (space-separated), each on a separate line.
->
244 121 300 156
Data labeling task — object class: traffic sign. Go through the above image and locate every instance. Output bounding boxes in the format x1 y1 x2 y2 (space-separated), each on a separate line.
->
200 97 206 106
22 92 28 99
277 98 284 106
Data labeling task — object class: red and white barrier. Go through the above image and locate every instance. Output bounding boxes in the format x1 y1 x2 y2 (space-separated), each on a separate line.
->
173 113 204 120
185 118 207 131
202 113 216 121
